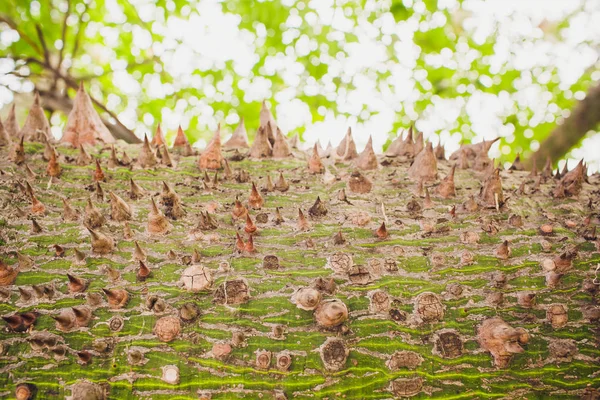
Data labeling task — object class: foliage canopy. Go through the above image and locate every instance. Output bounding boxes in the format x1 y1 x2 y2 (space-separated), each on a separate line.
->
1 0 599 162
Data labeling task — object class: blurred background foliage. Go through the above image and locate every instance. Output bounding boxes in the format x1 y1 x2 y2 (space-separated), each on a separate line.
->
0 0 599 166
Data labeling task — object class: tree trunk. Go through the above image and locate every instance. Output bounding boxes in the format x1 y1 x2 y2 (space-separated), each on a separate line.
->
531 81 600 166
0 142 599 399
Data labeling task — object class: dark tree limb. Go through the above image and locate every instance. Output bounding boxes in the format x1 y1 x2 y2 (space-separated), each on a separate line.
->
34 24 50 64
529 81 600 167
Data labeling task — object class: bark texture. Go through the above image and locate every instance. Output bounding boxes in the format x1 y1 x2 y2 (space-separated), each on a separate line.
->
0 138 599 399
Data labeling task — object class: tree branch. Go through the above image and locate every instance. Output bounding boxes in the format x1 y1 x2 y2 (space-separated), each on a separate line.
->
0 15 43 56
68 2 89 73
529 81 600 166
57 0 71 73
34 24 50 64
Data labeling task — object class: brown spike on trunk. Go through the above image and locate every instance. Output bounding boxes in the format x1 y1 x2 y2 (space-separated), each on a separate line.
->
72 306 92 327
172 125 190 150
84 197 105 228
264 174 274 192
309 196 328 218
437 165 456 198
45 146 61 177
18 287 32 302
297 209 310 231
480 168 504 209
17 252 33 270
224 118 249 149
199 125 224 170
76 144 92 166
223 159 233 180
384 130 406 157
43 140 55 161
245 214 257 234
354 136 379 170
423 187 433 209
139 134 158 168
25 164 37 180
413 131 424 155
133 241 147 261
102 288 129 309
160 145 175 167
434 142 445 160
244 234 256 253
74 248 87 263
249 125 273 158
232 198 248 220
147 197 172 235
30 195 46 215
275 172 290 192
561 162 569 177
0 119 11 147
0 261 18 286
93 159 106 182
120 149 132 166
108 145 119 168
109 191 132 222
5 104 19 138
67 274 88 293
77 350 92 364
260 100 277 144
52 310 76 331
272 125 292 158
87 227 114 254
21 92 51 142
340 127 358 161
495 240 511 260
348 170 372 194
60 84 114 146
10 135 26 165
553 160 584 198
308 143 325 174
274 207 285 224
2 314 24 331
31 218 43 233
333 230 346 245
20 312 37 328
191 248 202 264
509 154 524 171
95 181 104 202
160 181 185 220
152 123 166 147
408 142 437 182
248 182 264 209
375 222 389 239
137 261 151 282
129 178 145 200
235 232 245 252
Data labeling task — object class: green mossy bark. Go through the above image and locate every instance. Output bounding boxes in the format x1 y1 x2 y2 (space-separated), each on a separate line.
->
0 142 598 399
